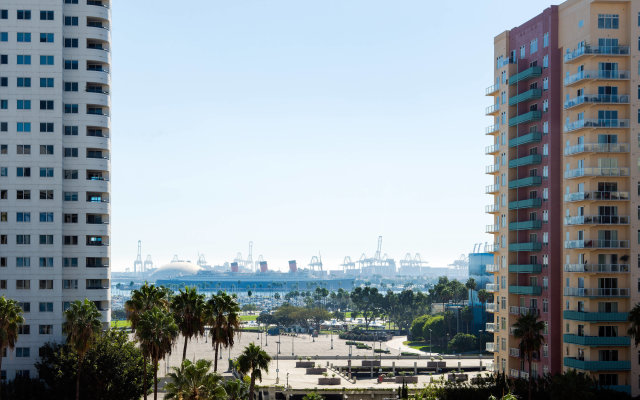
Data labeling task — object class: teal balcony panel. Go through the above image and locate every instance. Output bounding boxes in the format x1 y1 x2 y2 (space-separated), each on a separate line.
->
509 285 542 295
509 220 542 231
563 334 630 347
509 132 541 147
508 264 542 274
563 358 630 371
601 386 630 394
509 111 542 127
509 154 542 168
509 242 542 252
509 176 542 189
563 310 629 322
509 88 542 106
509 66 542 85
508 198 542 210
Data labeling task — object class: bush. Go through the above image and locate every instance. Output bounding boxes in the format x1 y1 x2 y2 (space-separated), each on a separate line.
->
374 349 391 354
447 333 477 353
410 314 430 340
401 352 418 356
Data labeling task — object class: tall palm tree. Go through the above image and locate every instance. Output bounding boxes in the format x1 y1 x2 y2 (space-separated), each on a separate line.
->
0 297 24 400
207 292 241 372
126 283 170 400
627 303 640 346
513 312 545 400
171 286 206 361
236 343 271 400
477 289 490 327
223 378 250 400
137 306 179 400
164 359 227 400
63 299 102 400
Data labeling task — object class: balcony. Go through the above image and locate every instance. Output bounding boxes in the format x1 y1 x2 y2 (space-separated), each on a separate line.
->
485 143 500 155
488 243 499 253
509 132 541 147
87 106 109 116
564 191 629 202
509 242 542 252
87 171 110 181
86 236 109 247
86 85 109 95
486 83 500 96
87 149 109 160
508 111 542 127
485 323 497 333
486 224 499 233
564 264 629 273
87 0 110 7
564 143 629 155
509 66 542 85
87 18 109 30
486 104 499 115
563 334 630 347
486 284 499 293
509 89 542 106
564 215 629 226
86 257 109 268
486 164 500 174
564 167 629 179
486 184 500 194
509 285 542 295
563 310 628 322
565 240 629 249
87 192 109 203
509 348 520 358
508 176 542 189
508 264 542 274
564 118 630 132
564 70 630 86
486 124 499 135
509 220 542 231
509 154 541 168
485 204 500 213
563 357 630 371
485 264 499 273
485 342 497 352
509 306 539 316
509 198 542 210
564 287 629 297
486 303 497 312
86 279 110 290
564 44 630 63
564 94 629 109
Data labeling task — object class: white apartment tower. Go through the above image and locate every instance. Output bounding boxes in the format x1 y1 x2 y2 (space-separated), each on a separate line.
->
0 0 111 379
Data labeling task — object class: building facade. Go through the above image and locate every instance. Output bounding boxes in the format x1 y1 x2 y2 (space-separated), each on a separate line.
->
0 0 111 379
486 0 640 395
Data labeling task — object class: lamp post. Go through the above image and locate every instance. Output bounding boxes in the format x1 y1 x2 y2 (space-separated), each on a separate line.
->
292 334 295 356
286 372 289 389
429 329 432 356
265 326 268 346
330 329 334 350
279 331 282 354
479 329 484 354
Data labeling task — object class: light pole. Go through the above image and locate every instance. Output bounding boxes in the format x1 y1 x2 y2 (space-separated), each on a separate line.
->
292 334 294 356
479 329 484 354
279 331 282 354
286 372 289 388
265 326 268 346
429 329 432 356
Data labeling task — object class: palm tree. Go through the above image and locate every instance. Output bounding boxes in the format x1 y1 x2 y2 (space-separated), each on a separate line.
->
63 299 102 400
223 378 250 400
0 297 24 400
164 359 227 400
207 292 241 372
137 306 179 400
477 289 490 326
627 303 640 346
126 283 170 400
512 312 545 400
171 286 206 361
236 343 271 400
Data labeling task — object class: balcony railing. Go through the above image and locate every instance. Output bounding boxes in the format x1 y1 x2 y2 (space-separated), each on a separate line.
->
486 104 499 115
486 164 499 174
486 184 500 194
509 348 520 358
564 240 629 249
564 143 629 155
486 224 499 233
486 303 497 312
488 243 499 253
509 306 539 316
87 0 110 8
509 220 542 231
509 154 542 168
486 284 499 293
564 191 629 202
564 94 629 109
564 215 629 226
564 287 629 297
509 242 542 252
509 132 541 147
564 167 629 179
485 204 499 213
509 176 542 189
509 285 542 295
509 198 542 210
563 334 630 347
509 66 542 85
564 357 630 371
509 110 542 127
564 118 630 132
564 70 630 86
486 124 499 135
564 45 630 63
508 264 542 274
563 310 628 322
485 143 500 155
486 83 499 96
486 323 497 332
485 264 499 273
564 264 629 273
509 88 542 106
485 342 497 352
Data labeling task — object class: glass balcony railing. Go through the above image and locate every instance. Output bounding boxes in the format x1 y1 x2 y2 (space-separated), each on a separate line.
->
563 358 630 371
564 287 629 297
564 191 629 202
486 284 499 293
563 310 628 322
485 323 497 332
509 285 542 295
564 264 629 273
564 70 630 86
488 243 499 253
509 348 520 357
564 143 629 155
508 242 542 252
564 118 630 132
486 104 499 115
564 94 629 109
486 303 497 312
486 83 499 96
509 88 542 106
508 264 542 274
564 215 629 225
509 66 542 85
509 306 540 316
485 342 497 352
509 131 541 147
509 220 542 231
564 239 629 249
509 198 542 210
486 184 500 194
486 224 499 233
508 176 542 189
509 154 541 168
564 45 630 63
486 164 499 174
485 264 499 273
485 204 499 213
486 124 499 135
508 110 542 127
564 167 629 179
485 143 500 154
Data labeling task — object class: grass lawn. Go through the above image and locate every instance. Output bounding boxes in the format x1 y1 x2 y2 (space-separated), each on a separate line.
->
110 320 131 328
240 315 258 322
403 340 445 353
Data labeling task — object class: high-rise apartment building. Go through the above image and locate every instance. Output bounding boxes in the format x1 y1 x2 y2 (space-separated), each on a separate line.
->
0 0 111 379
486 0 640 395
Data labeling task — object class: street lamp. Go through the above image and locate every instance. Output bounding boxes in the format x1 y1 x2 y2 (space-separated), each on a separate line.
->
479 329 484 354
330 329 333 350
292 334 295 356
286 372 289 388
279 331 282 354
429 329 432 356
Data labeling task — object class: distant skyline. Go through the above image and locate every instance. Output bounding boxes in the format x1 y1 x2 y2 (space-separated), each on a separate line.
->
110 0 558 272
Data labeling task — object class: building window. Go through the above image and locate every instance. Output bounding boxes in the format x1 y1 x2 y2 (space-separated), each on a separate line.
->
64 170 78 179
38 302 53 312
39 258 53 268
543 32 549 48
520 45 525 59
39 235 53 245
39 213 53 223
64 60 78 70
64 82 78 92
40 101 54 110
17 10 31 20
16 100 31 110
0 10 6 19
64 192 78 201
64 104 78 114
39 280 53 290
63 280 78 289
40 56 54 65
40 123 54 133
64 148 78 158
530 38 538 54
17 33 31 42
39 168 54 178
598 14 619 29
39 325 52 334
40 11 54 20
543 299 548 313
15 348 30 358
39 33 54 43
63 258 78 267
16 212 30 222
64 38 78 48
40 189 54 199
65 16 78 26
16 78 30 87
16 257 30 267
17 123 31 133
16 280 30 290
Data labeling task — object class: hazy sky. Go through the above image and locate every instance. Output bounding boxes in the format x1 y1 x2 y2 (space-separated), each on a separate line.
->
110 0 558 272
